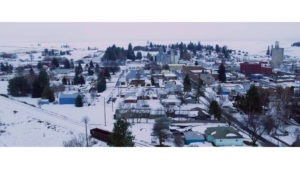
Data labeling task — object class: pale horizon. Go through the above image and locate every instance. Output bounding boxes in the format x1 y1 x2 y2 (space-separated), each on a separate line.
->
0 23 300 44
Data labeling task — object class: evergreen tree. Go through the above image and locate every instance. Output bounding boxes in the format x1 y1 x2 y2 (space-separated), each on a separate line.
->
8 76 30 96
147 53 153 61
266 46 270 55
246 85 262 115
180 49 191 60
73 75 80 85
0 63 4 71
38 69 50 88
209 100 221 120
62 76 68 85
31 78 42 98
88 67 94 76
152 116 171 146
78 75 85 85
70 59 74 69
102 45 127 61
94 63 100 74
162 64 169 70
31 70 50 98
37 61 43 70
75 95 83 107
108 118 135 147
234 94 247 112
215 44 220 53
136 51 142 60
51 58 59 68
151 76 155 86
218 63 226 82
75 63 83 75
222 46 229 58
89 60 94 69
42 86 55 102
96 75 106 93
197 42 203 51
195 78 204 103
103 68 111 80
63 59 70 69
183 74 191 92
8 64 13 73
25 68 36 91
127 43 135 61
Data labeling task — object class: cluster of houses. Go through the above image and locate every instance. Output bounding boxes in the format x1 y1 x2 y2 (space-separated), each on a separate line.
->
115 60 217 121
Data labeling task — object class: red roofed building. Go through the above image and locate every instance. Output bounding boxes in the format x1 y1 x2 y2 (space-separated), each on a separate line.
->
240 62 272 76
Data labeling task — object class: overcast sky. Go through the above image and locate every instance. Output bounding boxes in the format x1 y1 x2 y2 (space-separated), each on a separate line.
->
0 23 300 44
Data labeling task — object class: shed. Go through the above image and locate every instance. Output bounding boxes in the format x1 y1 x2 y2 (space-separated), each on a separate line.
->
90 128 112 142
183 131 205 144
38 99 49 105
59 93 83 104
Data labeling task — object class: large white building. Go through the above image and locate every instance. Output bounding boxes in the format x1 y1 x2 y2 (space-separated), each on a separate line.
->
271 41 284 68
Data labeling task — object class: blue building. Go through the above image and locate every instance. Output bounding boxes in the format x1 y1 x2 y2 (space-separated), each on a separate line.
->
183 131 205 144
59 93 83 104
251 74 263 81
221 89 230 95
38 99 49 105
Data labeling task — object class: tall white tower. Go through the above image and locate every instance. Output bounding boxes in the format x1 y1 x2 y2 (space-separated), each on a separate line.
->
271 41 284 68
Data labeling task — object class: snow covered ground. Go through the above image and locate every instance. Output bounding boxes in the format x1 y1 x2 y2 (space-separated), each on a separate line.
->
0 95 83 146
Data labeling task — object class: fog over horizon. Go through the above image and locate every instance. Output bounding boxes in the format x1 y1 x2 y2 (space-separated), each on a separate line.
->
1 23 300 55
0 23 300 44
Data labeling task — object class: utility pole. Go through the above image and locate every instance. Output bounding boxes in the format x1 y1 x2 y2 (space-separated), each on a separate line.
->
112 99 114 112
111 92 114 112
104 97 107 126
82 117 89 147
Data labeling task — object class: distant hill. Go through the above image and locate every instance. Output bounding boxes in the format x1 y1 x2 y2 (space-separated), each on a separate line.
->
292 42 300 47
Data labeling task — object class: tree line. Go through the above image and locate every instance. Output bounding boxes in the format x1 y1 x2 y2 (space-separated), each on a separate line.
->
8 68 55 102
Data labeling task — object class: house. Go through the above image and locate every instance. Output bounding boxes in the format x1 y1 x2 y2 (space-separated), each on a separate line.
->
52 68 72 75
164 81 183 94
129 79 146 87
183 131 205 144
59 93 83 104
162 95 181 107
163 72 177 81
205 126 244 146
126 69 146 82
199 72 215 85
124 96 138 103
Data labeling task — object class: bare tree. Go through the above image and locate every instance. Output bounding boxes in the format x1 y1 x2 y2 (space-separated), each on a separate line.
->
152 116 172 146
90 88 97 104
244 114 266 146
51 84 65 99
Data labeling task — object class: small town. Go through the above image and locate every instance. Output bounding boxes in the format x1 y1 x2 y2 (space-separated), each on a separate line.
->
1 38 300 147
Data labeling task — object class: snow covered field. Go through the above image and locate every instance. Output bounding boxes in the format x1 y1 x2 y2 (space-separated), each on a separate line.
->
0 95 82 146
